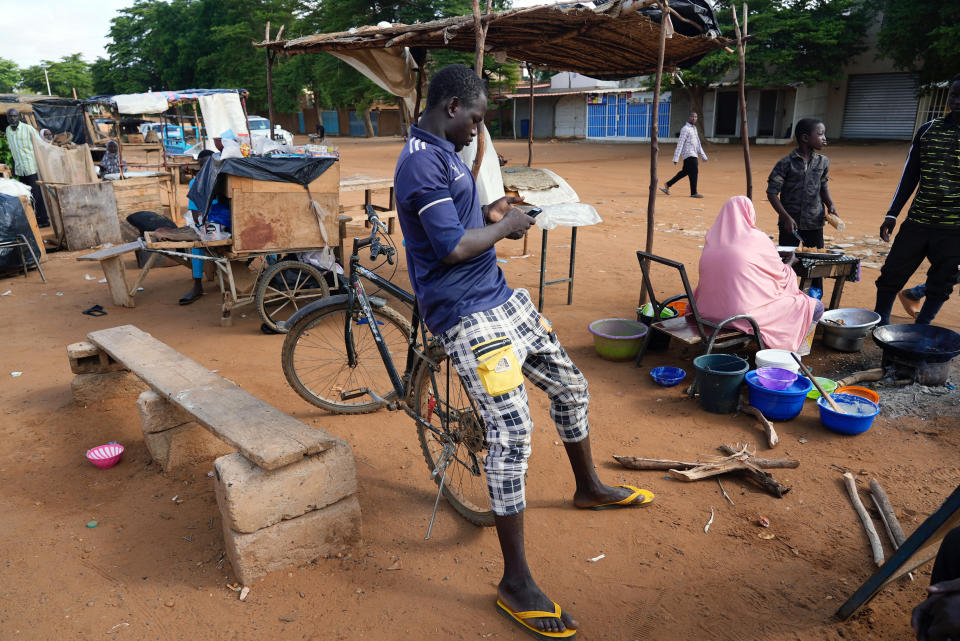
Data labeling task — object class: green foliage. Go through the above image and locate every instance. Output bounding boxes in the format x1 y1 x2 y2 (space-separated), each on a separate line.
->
0 132 12 169
0 58 20 93
21 54 93 98
877 0 960 85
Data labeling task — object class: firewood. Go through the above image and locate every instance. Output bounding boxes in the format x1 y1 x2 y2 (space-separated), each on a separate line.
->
842 472 885 566
739 398 779 448
869 478 907 546
716 445 799 468
835 368 884 388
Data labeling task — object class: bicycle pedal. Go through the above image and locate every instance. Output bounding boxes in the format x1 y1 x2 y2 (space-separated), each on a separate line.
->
340 387 368 400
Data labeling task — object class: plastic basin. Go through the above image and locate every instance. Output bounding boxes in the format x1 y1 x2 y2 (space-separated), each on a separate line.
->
835 386 880 405
745 370 812 420
755 349 801 373
693 354 749 414
650 366 686 387
588 318 648 361
817 393 880 435
756 367 798 391
638 304 678 351
86 443 125 469
806 377 838 400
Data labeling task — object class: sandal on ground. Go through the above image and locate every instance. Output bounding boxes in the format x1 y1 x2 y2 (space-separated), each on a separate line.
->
658 186 670 196
691 193 705 198
178 291 204 305
496 599 576 639
585 484 654 510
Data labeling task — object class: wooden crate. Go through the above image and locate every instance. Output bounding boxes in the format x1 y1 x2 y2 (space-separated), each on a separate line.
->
16 196 46 262
112 173 180 241
226 162 340 253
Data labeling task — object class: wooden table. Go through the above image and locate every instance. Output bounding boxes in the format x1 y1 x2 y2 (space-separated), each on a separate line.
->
337 175 397 262
792 255 860 310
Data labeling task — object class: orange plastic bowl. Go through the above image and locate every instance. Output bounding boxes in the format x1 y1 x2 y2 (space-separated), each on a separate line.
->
668 300 688 316
835 386 880 405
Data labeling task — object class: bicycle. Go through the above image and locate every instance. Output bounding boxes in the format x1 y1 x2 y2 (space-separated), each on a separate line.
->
280 206 493 532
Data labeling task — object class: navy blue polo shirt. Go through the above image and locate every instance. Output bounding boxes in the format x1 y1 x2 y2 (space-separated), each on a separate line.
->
394 125 511 335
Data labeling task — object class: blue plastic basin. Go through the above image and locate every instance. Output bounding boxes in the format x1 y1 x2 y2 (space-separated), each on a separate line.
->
650 366 686 387
745 370 812 420
817 393 880 435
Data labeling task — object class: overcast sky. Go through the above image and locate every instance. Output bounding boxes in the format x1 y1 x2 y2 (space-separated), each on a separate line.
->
0 0 561 68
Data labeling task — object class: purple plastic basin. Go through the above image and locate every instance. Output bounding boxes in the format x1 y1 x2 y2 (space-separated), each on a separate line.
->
756 367 798 391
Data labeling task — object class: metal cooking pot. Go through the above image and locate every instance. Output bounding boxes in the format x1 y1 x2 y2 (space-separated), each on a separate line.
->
818 308 881 352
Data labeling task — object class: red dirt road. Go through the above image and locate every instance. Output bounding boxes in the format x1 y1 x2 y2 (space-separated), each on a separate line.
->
1 137 957 640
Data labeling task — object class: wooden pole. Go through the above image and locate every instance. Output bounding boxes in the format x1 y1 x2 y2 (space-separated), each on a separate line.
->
731 4 753 199
413 66 424 123
471 0 484 75
640 0 669 307
527 63 534 167
265 22 276 137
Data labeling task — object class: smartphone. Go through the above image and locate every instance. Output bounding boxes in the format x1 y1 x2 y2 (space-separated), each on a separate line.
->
526 207 543 218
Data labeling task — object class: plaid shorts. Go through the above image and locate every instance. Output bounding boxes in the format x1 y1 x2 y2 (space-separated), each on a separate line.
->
437 288 589 516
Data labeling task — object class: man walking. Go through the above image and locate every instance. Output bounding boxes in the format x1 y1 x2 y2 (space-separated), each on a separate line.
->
395 64 653 640
875 73 960 325
660 112 708 198
5 108 49 227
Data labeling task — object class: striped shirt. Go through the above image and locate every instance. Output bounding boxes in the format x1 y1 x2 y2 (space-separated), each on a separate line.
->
887 113 960 229
673 122 707 163
4 122 39 177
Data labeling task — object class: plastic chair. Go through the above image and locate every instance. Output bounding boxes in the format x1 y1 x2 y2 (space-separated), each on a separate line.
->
634 250 761 366
0 234 46 282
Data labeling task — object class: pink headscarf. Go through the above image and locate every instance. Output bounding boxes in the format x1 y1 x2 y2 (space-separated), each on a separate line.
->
693 196 817 351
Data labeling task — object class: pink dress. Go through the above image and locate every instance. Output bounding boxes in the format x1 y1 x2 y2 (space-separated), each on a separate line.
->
692 196 817 352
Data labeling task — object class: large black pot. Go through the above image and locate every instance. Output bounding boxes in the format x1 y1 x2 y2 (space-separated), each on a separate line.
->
872 324 960 364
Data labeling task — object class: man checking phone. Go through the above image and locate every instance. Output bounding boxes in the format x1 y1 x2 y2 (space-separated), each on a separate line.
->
394 64 653 641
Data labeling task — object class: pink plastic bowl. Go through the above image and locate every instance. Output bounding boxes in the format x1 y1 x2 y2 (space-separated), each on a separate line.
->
756 367 798 391
86 443 124 469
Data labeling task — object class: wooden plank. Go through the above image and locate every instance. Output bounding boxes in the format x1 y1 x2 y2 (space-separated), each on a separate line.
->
99 256 134 307
58 182 123 251
230 184 340 252
143 231 231 249
37 182 65 247
651 315 746 346
339 174 394 192
86 325 339 470
16 196 46 262
77 240 144 262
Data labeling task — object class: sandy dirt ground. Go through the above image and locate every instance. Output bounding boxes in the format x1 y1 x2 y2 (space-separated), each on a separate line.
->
1 136 958 641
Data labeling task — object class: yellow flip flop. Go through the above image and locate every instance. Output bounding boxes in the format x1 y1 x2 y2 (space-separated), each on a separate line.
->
496 599 577 639
587 484 654 510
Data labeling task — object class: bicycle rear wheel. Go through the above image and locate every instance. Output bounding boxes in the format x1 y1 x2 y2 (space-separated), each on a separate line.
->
282 303 411 414
411 343 494 527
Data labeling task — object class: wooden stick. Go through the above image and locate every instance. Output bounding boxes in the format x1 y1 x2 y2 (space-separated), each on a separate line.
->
842 472 885 566
716 445 799 468
717 478 735 505
642 0 668 296
739 399 778 448
614 453 798 470
869 479 907 546
835 368 884 388
730 3 753 199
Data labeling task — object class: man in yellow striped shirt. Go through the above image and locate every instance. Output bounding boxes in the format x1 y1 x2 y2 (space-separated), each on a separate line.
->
4 108 49 227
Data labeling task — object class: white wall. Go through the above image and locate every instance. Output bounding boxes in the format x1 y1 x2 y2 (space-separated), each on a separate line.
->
554 95 586 138
550 72 619 90
794 83 830 132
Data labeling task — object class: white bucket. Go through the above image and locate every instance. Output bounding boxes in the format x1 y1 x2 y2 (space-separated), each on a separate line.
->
755 349 801 373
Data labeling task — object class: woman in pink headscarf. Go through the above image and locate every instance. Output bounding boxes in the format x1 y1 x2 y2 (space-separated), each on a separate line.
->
693 195 822 352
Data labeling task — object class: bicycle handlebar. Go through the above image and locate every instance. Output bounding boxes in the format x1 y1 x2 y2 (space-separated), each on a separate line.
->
355 205 395 264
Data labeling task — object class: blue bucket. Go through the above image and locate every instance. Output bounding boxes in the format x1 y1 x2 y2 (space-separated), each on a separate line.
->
745 370 812 420
817 393 880 435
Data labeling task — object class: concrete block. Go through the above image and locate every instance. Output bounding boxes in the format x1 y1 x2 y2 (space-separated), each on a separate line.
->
71 371 148 404
137 390 193 434
67 341 125 374
144 421 235 471
214 440 357 533
222 494 361 585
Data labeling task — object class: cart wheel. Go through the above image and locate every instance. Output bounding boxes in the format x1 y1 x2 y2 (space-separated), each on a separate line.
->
255 260 330 333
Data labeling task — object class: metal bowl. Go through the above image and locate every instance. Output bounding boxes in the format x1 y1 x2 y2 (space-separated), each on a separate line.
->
818 308 881 352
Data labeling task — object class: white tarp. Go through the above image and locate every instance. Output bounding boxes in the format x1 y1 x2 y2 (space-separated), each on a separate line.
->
330 48 418 117
198 93 249 150
114 93 171 115
457 125 505 207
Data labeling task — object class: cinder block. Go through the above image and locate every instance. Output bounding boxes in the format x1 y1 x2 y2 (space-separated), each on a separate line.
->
222 494 361 585
67 341 125 374
71 371 148 404
214 440 357 533
144 421 235 471
137 390 193 434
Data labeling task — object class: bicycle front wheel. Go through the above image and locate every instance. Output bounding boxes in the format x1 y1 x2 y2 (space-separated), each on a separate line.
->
411 344 494 527
282 303 411 414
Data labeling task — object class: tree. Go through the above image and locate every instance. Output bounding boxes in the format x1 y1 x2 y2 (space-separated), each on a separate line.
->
877 0 960 85
21 54 93 98
665 0 871 139
0 58 20 93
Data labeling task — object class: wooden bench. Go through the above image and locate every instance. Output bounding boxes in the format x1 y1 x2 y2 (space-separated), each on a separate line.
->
77 241 147 308
86 324 338 469
69 325 361 584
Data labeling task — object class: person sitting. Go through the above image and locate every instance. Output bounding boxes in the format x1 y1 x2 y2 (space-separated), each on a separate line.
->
692 195 823 353
99 140 123 177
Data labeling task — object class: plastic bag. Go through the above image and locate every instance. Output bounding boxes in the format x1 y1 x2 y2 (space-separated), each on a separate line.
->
220 138 244 159
298 248 343 275
535 203 602 231
251 135 282 156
